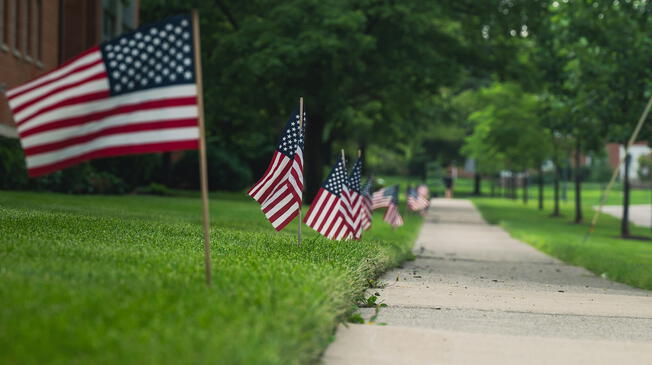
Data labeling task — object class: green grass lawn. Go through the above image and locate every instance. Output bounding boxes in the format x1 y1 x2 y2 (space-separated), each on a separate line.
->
0 190 422 365
472 189 652 291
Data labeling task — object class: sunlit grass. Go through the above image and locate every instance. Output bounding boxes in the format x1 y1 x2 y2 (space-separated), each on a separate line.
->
0 190 422 364
473 191 652 291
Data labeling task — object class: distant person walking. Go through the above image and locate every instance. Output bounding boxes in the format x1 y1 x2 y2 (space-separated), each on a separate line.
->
443 168 455 198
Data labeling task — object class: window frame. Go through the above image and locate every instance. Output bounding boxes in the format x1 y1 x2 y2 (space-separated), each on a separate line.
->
11 0 19 56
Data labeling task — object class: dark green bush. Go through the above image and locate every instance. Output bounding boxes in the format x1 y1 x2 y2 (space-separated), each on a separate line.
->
171 144 252 191
135 182 173 196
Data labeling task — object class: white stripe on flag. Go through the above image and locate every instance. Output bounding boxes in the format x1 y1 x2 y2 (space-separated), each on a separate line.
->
27 127 199 168
7 52 102 97
14 79 110 123
9 63 106 110
22 106 198 148
18 85 198 133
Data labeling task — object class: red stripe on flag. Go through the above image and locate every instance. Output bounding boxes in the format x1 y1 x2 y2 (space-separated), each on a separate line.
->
28 140 198 177
24 119 198 156
16 89 111 127
8 48 101 99
248 151 282 199
20 97 197 137
12 70 107 115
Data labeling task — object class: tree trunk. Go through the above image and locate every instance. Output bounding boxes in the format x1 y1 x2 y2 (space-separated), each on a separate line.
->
523 173 528 204
473 173 481 195
304 114 326 203
621 152 632 237
491 176 496 197
511 171 517 200
553 163 561 217
574 139 583 224
538 166 544 210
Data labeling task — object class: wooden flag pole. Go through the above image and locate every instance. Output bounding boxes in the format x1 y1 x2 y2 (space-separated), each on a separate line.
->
341 149 346 169
298 97 304 245
192 10 212 285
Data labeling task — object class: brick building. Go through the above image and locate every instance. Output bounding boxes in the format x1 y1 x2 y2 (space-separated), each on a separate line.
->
0 0 138 137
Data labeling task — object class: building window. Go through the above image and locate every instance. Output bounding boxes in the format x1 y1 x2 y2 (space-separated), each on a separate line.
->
12 0 18 56
102 0 136 41
24 0 31 61
36 0 41 64
121 0 136 33
0 0 6 51
102 0 117 42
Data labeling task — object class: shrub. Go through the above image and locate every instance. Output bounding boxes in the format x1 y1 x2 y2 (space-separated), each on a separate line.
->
171 144 252 191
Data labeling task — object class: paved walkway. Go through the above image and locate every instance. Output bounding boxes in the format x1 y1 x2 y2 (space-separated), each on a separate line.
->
601 204 652 228
323 199 652 365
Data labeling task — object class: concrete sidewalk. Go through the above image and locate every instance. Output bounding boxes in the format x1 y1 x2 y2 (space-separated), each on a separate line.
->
601 204 652 228
323 199 652 365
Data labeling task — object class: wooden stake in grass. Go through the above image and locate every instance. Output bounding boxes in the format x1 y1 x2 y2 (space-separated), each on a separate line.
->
298 97 304 245
192 10 212 285
584 94 652 243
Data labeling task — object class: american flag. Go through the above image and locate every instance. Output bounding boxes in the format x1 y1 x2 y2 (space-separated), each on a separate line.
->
360 179 373 231
6 15 200 177
304 156 352 240
372 186 394 210
248 109 305 231
407 186 429 211
341 157 363 239
384 185 404 227
417 183 431 210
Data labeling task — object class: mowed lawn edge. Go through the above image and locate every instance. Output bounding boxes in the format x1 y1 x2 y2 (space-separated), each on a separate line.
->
471 197 652 291
0 191 422 365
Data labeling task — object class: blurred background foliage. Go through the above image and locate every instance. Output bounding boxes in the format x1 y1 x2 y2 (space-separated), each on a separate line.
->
4 0 652 213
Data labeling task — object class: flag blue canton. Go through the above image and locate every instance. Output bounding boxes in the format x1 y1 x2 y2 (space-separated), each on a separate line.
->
390 185 400 204
361 179 373 197
276 110 305 158
100 14 196 96
323 156 347 196
408 187 418 198
348 159 362 193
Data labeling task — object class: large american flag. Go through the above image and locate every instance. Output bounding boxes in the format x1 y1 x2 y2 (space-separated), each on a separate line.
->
384 185 404 228
248 110 305 231
6 15 200 177
372 186 394 210
360 179 373 231
341 157 363 239
304 156 352 240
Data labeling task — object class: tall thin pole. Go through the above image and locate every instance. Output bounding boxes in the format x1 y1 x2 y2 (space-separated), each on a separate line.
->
584 94 652 243
298 97 304 245
192 10 212 285
341 149 346 169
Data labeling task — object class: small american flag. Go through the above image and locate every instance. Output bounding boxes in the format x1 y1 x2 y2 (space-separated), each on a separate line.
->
360 179 373 231
304 155 352 240
7 15 200 177
248 109 305 231
372 186 394 210
407 186 429 211
341 157 363 239
384 185 404 227
417 183 430 211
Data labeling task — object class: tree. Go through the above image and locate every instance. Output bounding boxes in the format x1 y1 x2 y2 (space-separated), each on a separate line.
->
141 0 477 201
463 82 551 198
562 0 652 236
